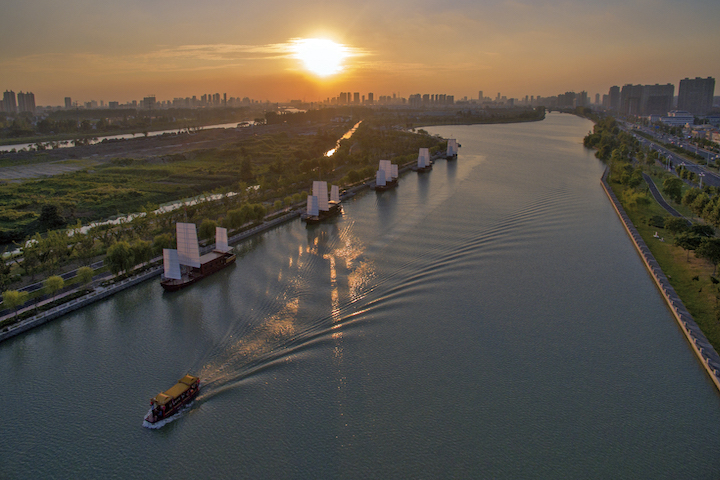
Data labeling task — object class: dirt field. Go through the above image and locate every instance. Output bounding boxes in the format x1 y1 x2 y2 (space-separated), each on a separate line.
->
0 123 319 180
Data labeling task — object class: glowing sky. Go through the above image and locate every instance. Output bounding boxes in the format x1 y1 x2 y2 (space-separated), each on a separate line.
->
2 0 719 106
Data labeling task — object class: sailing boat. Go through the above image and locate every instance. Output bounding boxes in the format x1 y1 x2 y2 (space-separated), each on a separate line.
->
160 223 236 291
412 148 433 172
302 181 342 224
373 159 399 191
446 138 458 160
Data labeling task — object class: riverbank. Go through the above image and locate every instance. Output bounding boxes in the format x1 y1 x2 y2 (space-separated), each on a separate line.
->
601 169 720 392
0 149 443 343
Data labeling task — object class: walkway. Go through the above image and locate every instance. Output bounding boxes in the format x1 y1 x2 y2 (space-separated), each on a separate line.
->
642 173 685 218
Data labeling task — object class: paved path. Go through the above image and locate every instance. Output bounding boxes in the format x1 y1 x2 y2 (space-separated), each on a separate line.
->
642 173 685 218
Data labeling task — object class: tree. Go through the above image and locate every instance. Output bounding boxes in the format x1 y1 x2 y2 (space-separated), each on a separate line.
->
664 217 689 235
152 233 173 255
662 177 683 204
240 158 253 181
130 239 152 266
690 224 715 238
75 232 96 265
44 275 64 301
38 204 65 231
198 219 217 241
106 241 134 275
696 238 720 275
77 266 94 286
674 233 702 261
2 290 29 319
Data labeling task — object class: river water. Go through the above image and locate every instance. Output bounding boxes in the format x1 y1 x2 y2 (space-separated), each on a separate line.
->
2 113 720 478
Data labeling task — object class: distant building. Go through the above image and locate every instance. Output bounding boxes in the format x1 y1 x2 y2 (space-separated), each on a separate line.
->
620 84 674 116
557 92 576 108
17 91 35 113
678 77 715 115
478 90 483 102
659 110 694 127
3 90 17 113
608 86 620 111
367 92 374 105
143 96 156 109
353 92 360 104
64 97 72 109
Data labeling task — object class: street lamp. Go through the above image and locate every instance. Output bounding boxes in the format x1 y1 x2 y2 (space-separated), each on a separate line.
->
699 172 705 188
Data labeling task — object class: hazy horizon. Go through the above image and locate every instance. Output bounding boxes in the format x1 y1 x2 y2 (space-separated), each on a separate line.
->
2 0 719 106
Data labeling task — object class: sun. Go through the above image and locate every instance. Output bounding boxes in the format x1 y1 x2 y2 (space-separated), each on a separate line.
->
291 38 349 77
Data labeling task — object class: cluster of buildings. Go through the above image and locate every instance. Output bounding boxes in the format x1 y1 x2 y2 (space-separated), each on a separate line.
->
1 90 36 113
59 93 263 111
603 77 715 118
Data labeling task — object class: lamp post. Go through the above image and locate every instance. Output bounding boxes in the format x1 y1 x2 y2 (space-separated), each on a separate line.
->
699 172 705 188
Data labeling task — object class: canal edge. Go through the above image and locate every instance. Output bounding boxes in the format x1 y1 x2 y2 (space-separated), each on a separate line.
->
601 168 720 392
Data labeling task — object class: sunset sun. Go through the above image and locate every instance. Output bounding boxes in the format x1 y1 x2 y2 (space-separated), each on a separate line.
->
291 38 349 77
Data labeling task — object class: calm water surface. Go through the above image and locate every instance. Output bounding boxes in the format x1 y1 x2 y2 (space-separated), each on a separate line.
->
2 113 720 478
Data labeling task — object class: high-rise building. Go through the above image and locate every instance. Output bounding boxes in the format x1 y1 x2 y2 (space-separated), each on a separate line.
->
619 84 673 116
368 92 374 105
17 91 35 113
642 84 674 115
678 77 715 115
478 91 483 102
143 96 156 109
353 92 360 104
3 90 17 113
65 97 72 109
577 91 588 107
609 86 620 111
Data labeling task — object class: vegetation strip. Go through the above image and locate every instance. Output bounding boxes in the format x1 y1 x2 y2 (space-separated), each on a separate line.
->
601 170 720 391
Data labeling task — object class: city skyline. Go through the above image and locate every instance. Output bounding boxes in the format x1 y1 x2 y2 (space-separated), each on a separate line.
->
2 0 720 106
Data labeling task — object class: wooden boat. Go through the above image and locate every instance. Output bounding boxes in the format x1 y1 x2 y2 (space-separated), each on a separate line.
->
412 147 433 172
302 182 342 223
144 374 200 425
446 138 458 160
373 160 399 191
161 224 236 291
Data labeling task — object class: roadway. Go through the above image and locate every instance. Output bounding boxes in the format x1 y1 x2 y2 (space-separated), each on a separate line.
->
625 126 720 189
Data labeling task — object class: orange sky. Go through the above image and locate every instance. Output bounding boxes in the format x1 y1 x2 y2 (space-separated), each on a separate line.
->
2 0 719 106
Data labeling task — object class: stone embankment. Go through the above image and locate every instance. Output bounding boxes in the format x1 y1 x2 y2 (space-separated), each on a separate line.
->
601 170 720 392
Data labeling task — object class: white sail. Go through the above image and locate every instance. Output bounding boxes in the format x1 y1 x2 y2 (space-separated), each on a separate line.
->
379 160 392 179
313 180 329 211
376 169 387 186
447 139 458 156
176 222 200 268
391 164 398 179
306 195 319 216
330 185 340 203
163 248 182 280
418 148 430 167
215 226 229 253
